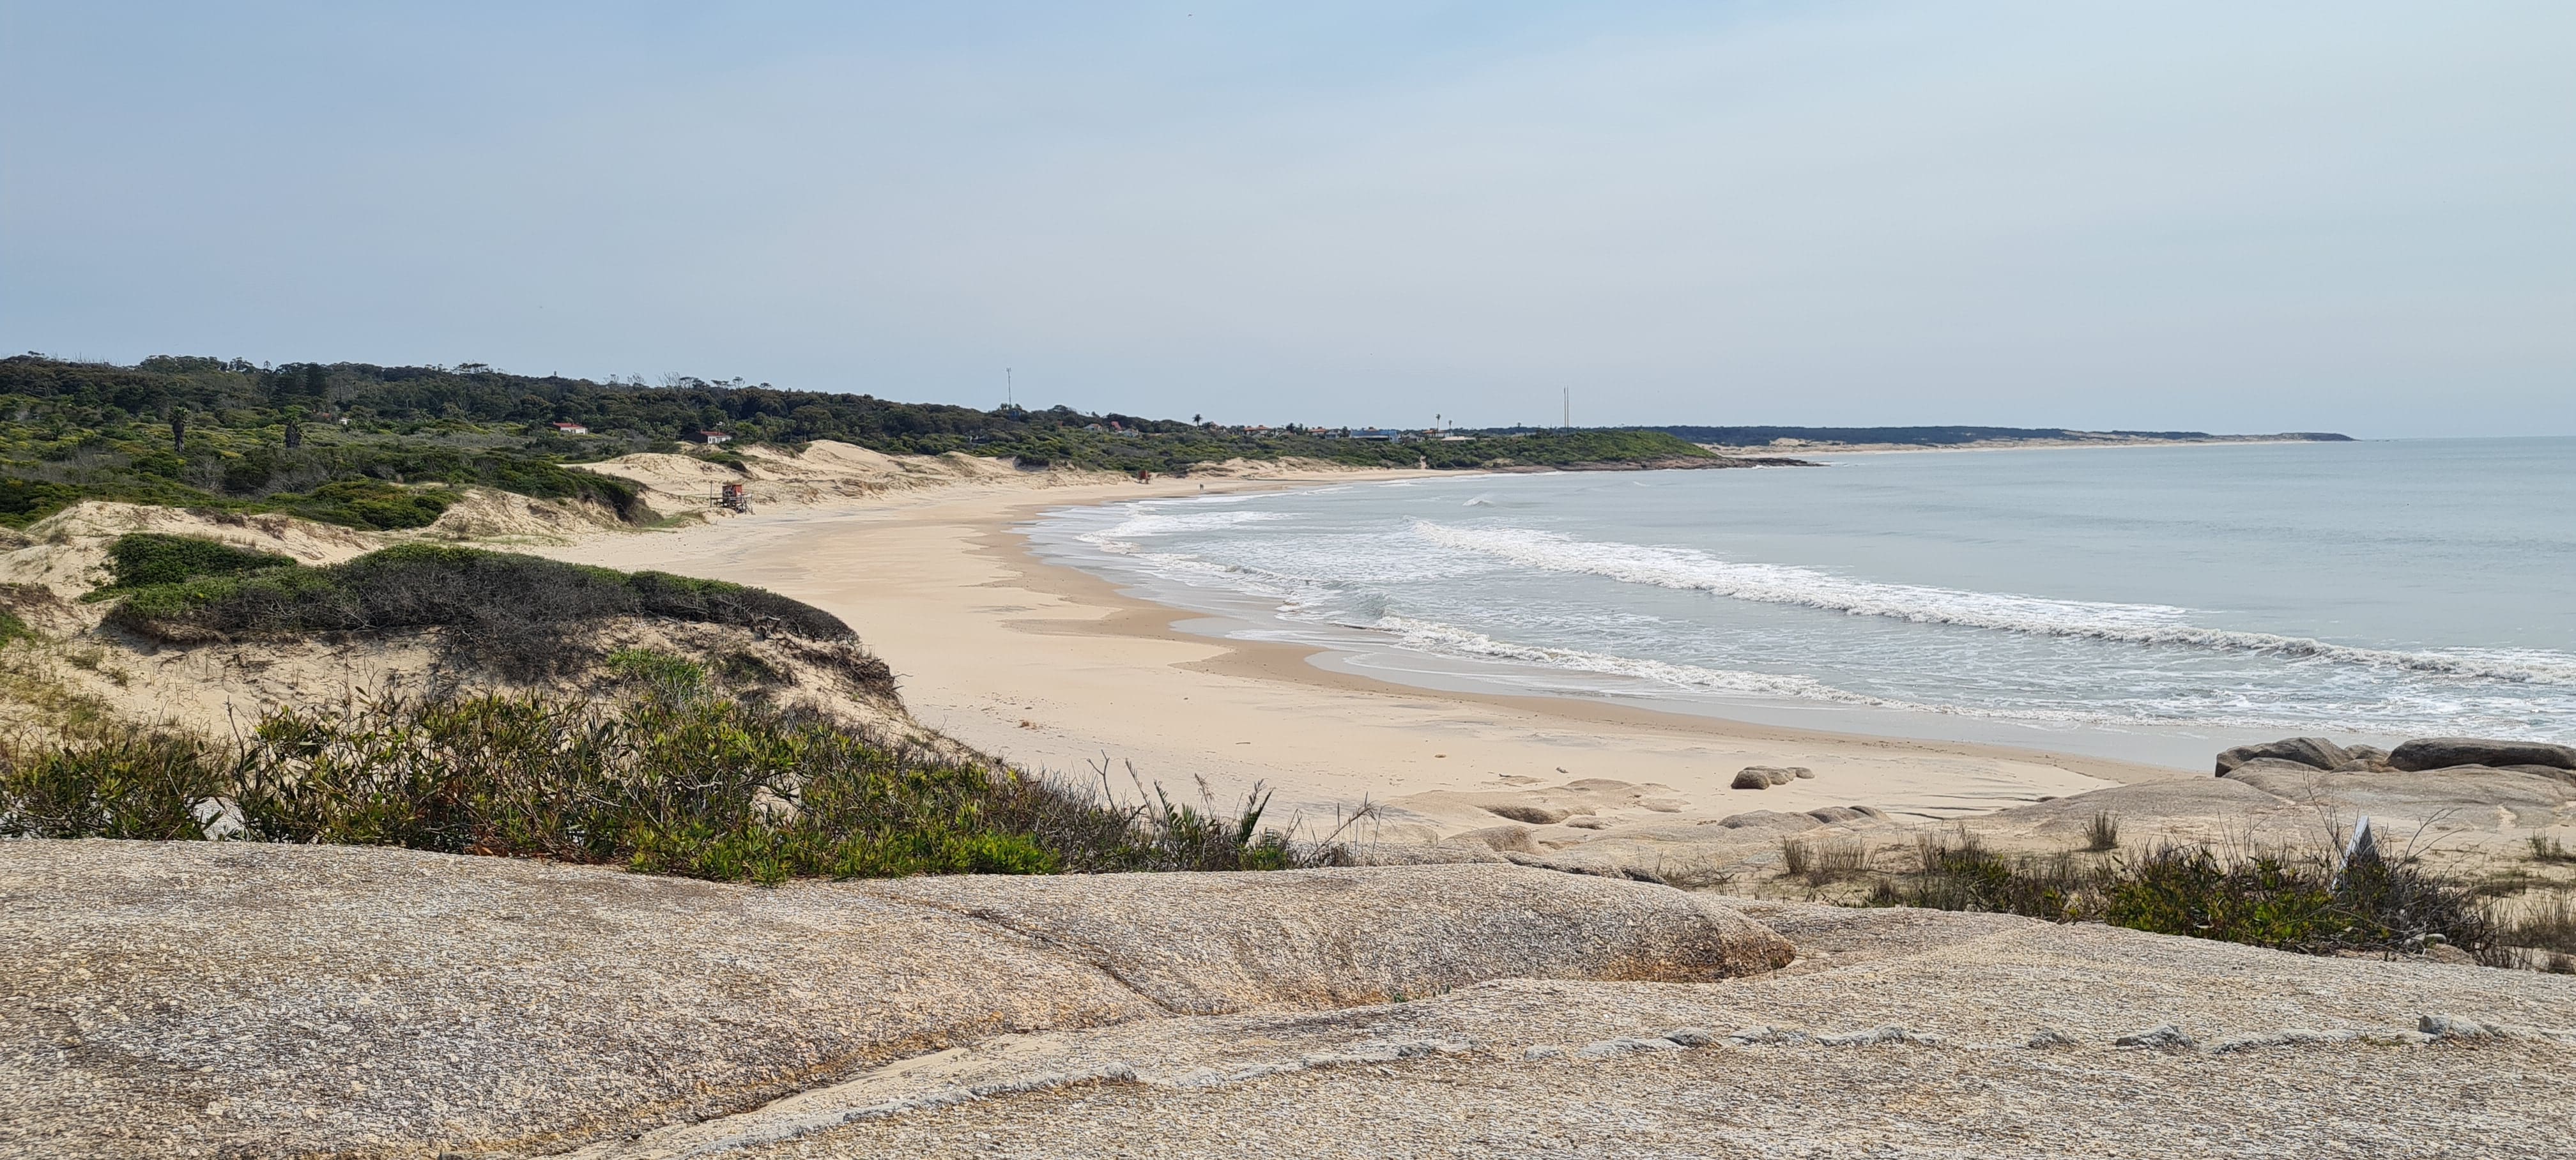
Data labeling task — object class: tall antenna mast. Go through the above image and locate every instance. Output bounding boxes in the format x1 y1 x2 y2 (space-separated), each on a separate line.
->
1563 387 1570 431
1006 367 1013 409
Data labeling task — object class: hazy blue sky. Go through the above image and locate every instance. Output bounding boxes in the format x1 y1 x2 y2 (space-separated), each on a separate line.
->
4 2 2570 434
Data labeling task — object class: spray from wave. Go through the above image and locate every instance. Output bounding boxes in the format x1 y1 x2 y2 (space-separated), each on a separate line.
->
1411 521 2576 686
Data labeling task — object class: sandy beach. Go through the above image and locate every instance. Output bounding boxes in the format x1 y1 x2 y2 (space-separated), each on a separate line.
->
533 461 2184 843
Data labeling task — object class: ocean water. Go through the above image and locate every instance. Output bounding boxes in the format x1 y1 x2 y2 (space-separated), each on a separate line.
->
1027 438 2576 768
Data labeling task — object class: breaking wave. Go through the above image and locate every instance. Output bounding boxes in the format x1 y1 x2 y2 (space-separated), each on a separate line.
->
1410 521 2576 686
1374 616 1913 706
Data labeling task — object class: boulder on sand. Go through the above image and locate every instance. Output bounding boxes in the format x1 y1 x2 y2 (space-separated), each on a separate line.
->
1732 767 1776 790
1483 803 1574 825
2389 737 2576 774
2213 737 2352 776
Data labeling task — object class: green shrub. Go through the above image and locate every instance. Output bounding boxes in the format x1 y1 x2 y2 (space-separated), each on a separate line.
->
1872 832 2501 963
102 544 862 677
270 479 459 530
606 647 705 692
0 733 233 839
100 532 298 590
0 475 229 529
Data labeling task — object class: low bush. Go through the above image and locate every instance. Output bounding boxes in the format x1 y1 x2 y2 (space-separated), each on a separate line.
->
1871 830 2503 963
1781 834 1870 885
269 478 459 530
0 689 1341 882
0 733 234 840
100 532 299 590
2501 896 2576 973
102 544 859 678
606 646 707 693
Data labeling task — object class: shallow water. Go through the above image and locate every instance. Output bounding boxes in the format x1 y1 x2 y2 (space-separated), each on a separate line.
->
1029 438 2576 768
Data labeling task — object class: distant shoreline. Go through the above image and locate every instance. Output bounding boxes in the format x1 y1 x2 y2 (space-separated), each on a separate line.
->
1697 434 2355 456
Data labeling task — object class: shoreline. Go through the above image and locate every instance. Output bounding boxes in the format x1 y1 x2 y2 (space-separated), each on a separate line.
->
1706 436 2356 456
537 463 2184 839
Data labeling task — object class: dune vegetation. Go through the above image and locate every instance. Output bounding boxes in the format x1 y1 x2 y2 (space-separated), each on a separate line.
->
0 688 1331 882
0 353 1719 531
2 534 1334 883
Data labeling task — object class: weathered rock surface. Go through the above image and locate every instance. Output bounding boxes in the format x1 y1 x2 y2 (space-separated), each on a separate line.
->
863 862 1791 1014
2219 755 2340 782
619 903 2576 1159
2213 736 2352 775
13 839 2576 1159
0 841 1788 1159
2223 763 2575 828
2391 736 2576 773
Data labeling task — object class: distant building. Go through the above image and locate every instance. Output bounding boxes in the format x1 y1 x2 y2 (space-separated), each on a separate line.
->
1351 428 1398 441
549 421 589 435
688 430 733 445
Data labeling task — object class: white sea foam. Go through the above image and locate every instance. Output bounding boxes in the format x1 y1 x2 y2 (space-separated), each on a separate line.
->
1091 508 1294 543
1410 521 2576 686
1374 616 1910 706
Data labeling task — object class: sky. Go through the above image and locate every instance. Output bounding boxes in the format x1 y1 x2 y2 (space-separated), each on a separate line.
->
3 2 2570 436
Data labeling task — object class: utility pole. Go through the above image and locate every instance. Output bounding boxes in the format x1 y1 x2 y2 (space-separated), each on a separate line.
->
1563 388 1570 431
1006 367 1013 409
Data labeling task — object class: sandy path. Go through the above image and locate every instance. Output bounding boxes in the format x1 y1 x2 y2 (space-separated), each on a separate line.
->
537 469 2181 840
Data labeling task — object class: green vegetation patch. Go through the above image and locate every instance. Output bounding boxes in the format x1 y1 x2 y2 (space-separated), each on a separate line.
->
1871 830 2503 964
100 532 300 590
102 543 858 681
268 479 460 530
0 476 218 529
0 691 1336 883
606 646 708 694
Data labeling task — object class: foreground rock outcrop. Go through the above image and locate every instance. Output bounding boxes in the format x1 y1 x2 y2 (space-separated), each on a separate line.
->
0 841 1786 1159
10 843 2576 1158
